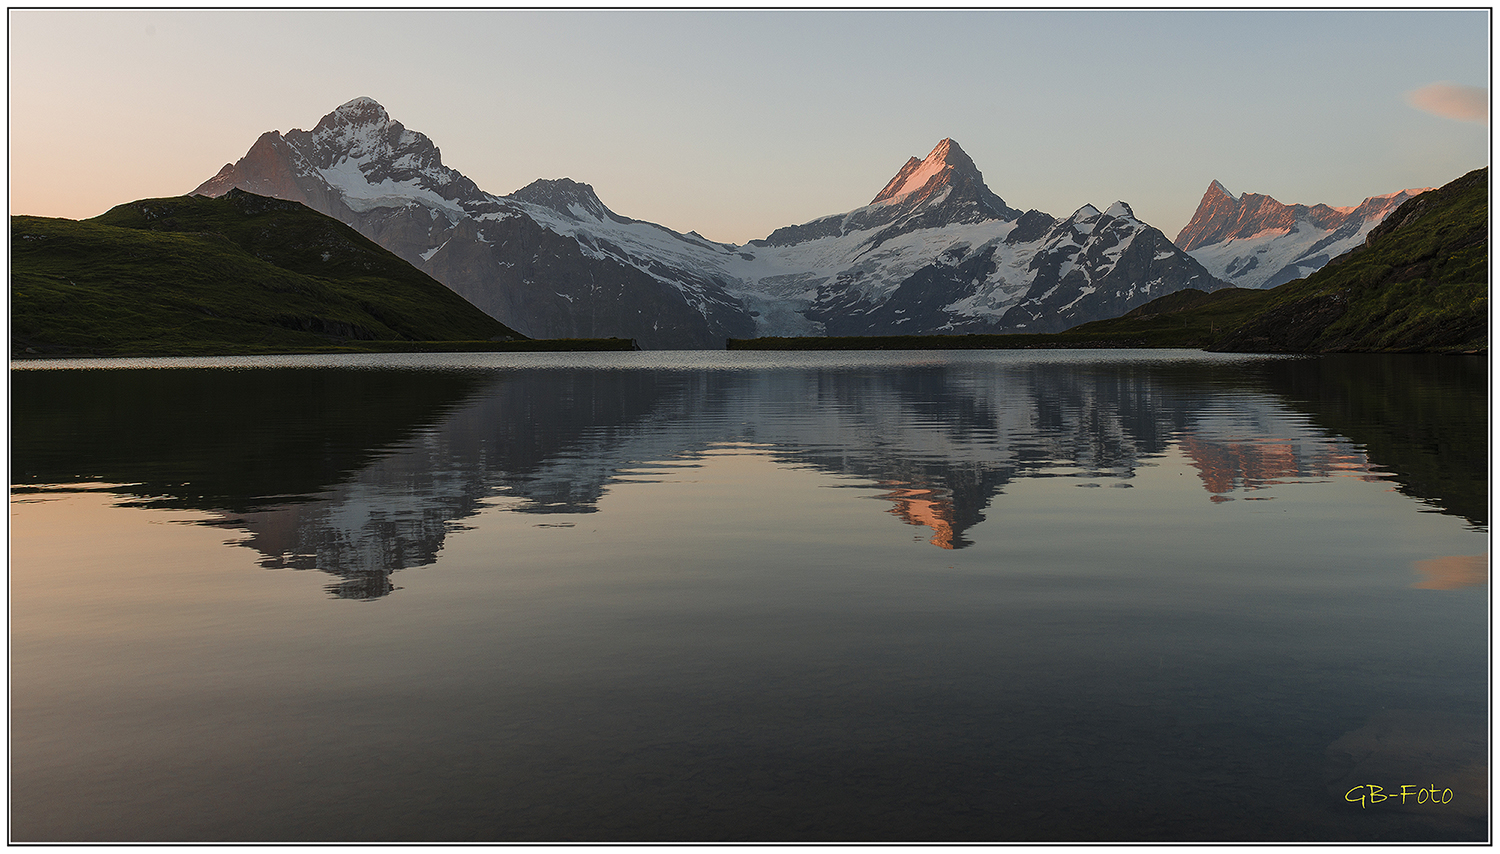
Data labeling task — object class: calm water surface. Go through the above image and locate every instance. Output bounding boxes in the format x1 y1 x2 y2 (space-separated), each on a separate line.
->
10 350 1488 841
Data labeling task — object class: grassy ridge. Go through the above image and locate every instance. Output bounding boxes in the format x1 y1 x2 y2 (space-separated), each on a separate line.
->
1060 287 1275 348
12 189 549 357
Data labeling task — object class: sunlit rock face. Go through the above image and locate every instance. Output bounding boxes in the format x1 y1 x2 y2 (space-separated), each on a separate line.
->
195 99 1227 345
739 138 1229 337
1176 179 1430 289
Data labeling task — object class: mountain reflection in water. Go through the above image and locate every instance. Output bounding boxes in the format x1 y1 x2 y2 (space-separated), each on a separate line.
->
11 352 1485 599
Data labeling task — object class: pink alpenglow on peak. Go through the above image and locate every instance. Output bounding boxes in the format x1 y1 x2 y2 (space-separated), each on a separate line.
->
870 138 980 205
1177 179 1434 289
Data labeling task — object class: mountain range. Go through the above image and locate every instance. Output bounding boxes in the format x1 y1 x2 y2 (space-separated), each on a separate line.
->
195 97 1234 348
1061 166 1487 355
1176 179 1430 289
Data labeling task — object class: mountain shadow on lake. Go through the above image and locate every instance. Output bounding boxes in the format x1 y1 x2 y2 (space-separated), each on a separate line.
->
11 354 1485 598
10 368 491 512
1247 354 1487 529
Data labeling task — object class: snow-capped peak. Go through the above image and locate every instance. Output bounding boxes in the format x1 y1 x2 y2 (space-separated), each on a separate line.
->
249 97 473 217
336 96 386 115
1070 204 1103 220
507 178 613 222
870 138 976 205
1104 201 1136 220
1328 186 1434 215
1209 179 1237 201
1180 179 1438 289
318 97 393 140
309 98 403 158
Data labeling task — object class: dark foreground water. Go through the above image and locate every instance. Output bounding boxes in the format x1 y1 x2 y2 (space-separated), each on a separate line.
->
9 350 1488 842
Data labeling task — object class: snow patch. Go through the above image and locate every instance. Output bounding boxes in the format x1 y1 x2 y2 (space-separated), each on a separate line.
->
319 156 465 216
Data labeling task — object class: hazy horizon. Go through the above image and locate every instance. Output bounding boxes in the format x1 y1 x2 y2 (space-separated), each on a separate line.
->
9 8 1490 245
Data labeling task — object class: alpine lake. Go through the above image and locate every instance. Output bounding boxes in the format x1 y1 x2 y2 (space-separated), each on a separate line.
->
9 349 1488 843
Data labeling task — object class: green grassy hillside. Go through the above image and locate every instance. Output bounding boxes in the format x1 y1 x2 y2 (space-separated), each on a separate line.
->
12 189 528 357
1211 167 1487 353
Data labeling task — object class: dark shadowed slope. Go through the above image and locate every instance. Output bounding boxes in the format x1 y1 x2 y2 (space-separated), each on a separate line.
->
12 189 522 357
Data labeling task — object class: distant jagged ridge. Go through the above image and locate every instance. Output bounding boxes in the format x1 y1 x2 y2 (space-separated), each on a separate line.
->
1176 179 1431 290
1067 167 1485 355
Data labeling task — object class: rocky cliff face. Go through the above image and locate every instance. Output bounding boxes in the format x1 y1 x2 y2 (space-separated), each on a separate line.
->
196 98 1229 346
996 202 1226 333
1176 179 1430 289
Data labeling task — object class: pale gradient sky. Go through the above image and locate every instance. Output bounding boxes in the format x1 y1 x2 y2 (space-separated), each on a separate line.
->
8 8 1491 245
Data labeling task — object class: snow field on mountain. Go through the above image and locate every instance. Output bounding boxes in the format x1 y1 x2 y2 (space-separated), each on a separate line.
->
1046 207 1137 282
941 243 1038 320
501 181 1051 336
320 159 467 216
1187 221 1356 289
